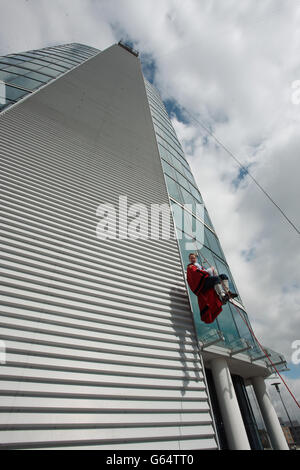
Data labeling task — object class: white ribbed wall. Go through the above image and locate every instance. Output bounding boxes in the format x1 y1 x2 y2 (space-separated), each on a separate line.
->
0 44 217 449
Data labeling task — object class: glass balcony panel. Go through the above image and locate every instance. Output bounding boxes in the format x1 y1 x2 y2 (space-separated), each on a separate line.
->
198 329 225 348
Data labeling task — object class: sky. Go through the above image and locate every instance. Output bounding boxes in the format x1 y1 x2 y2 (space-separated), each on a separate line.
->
0 0 300 423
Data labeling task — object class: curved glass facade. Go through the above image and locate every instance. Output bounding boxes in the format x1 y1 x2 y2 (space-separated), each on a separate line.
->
0 43 99 112
145 79 260 353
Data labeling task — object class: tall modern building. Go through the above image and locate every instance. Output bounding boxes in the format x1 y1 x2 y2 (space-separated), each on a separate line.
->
0 42 289 450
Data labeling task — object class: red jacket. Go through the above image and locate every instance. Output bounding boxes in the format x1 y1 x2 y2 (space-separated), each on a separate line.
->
186 263 223 324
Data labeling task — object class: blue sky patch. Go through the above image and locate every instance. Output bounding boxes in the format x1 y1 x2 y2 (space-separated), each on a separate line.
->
283 362 300 380
141 53 156 84
241 246 256 262
232 164 252 189
164 98 190 124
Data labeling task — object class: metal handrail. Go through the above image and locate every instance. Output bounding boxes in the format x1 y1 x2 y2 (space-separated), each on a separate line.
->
118 41 139 57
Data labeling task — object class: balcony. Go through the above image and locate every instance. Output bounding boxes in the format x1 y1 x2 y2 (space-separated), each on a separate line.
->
197 327 288 378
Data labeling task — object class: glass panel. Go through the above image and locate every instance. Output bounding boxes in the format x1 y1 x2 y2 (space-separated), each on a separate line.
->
22 52 53 61
194 218 205 250
2 84 28 100
24 71 51 83
205 228 224 258
169 154 184 173
51 62 69 71
204 207 214 229
183 166 195 183
37 67 61 77
213 257 240 301
0 70 19 82
36 50 78 64
158 144 170 163
0 62 13 70
196 203 205 221
165 175 183 203
198 245 215 268
216 303 240 346
154 118 178 144
31 58 59 67
18 62 44 71
50 59 71 67
23 55 68 71
175 171 191 191
180 187 196 213
4 65 34 75
9 75 42 90
188 183 203 202
180 211 204 249
161 159 176 179
183 209 194 237
25 53 60 64
171 202 183 231
0 57 24 65
21 57 48 66
7 54 28 61
230 305 256 349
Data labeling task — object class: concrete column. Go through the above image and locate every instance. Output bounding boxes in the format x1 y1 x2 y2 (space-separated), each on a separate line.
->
251 376 289 450
210 357 251 450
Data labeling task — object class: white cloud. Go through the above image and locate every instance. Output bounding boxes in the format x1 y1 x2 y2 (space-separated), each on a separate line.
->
1 0 299 418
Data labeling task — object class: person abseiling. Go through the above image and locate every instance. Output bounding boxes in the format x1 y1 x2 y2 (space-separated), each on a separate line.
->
186 252 238 324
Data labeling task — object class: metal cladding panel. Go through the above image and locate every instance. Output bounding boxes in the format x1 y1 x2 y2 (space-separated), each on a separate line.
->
0 44 217 449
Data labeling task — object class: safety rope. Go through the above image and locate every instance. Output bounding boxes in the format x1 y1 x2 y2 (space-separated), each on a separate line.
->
196 249 300 409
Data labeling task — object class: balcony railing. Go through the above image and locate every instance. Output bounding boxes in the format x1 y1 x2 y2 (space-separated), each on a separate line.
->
198 329 288 372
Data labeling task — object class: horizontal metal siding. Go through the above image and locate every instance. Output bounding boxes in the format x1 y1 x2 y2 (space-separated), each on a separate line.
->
0 44 217 449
